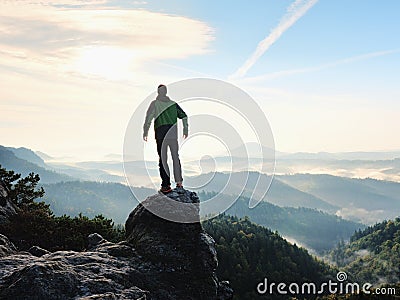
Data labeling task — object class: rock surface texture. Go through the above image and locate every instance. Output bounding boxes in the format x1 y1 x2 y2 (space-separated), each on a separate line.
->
0 188 233 300
0 181 18 225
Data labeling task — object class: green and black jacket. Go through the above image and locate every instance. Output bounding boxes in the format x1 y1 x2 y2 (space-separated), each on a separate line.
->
143 95 188 140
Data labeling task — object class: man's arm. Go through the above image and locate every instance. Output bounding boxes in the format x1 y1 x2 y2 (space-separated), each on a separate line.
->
176 103 188 137
143 101 156 140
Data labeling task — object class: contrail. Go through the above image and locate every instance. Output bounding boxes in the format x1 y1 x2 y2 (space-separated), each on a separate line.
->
239 49 400 82
230 0 319 79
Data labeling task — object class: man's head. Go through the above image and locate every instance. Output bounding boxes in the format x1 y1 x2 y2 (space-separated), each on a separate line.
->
157 84 167 96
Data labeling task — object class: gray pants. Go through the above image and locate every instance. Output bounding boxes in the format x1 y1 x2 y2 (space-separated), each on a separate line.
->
156 139 183 187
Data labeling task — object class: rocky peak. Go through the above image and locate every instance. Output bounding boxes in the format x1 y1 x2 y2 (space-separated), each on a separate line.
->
125 188 229 299
0 188 233 299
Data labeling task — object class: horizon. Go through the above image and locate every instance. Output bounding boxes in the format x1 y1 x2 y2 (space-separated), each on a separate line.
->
3 142 400 162
1 1 400 159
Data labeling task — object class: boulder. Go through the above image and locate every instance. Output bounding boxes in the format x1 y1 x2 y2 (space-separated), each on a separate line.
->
0 234 17 258
125 188 224 299
28 246 51 257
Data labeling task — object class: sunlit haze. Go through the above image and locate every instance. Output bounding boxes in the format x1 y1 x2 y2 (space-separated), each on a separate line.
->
1 0 400 160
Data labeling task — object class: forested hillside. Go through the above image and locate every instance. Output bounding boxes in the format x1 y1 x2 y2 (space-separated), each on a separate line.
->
203 215 336 299
0 166 124 251
42 181 154 223
329 218 400 285
199 191 363 253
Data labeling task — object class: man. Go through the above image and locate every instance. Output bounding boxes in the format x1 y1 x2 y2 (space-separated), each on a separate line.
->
143 84 188 193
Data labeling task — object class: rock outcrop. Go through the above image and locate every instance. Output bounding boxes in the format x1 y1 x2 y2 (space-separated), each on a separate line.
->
125 189 229 299
0 180 18 225
0 234 17 258
0 188 233 300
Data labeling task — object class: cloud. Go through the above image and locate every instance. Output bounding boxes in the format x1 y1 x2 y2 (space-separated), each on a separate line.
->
230 0 318 79
2 0 109 6
354 249 370 258
132 1 147 5
336 207 387 225
0 1 214 80
0 1 216 158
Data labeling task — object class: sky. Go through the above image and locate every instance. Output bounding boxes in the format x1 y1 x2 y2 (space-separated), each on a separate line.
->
1 0 400 160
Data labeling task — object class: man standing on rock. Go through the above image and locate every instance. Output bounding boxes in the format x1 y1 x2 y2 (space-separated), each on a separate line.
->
143 84 188 194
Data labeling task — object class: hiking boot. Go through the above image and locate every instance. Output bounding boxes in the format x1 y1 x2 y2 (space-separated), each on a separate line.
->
176 182 184 193
159 185 172 194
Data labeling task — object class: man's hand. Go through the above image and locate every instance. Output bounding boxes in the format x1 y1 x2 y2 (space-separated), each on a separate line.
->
143 135 148 142
183 134 188 139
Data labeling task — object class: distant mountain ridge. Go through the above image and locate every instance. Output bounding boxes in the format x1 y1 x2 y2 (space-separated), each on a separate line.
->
186 171 338 213
186 171 400 225
278 150 400 161
3 145 400 225
222 142 400 160
42 181 154 223
1 145 126 183
30 179 360 253
278 174 400 224
6 146 46 167
0 146 72 184
35 151 53 161
2 144 398 250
